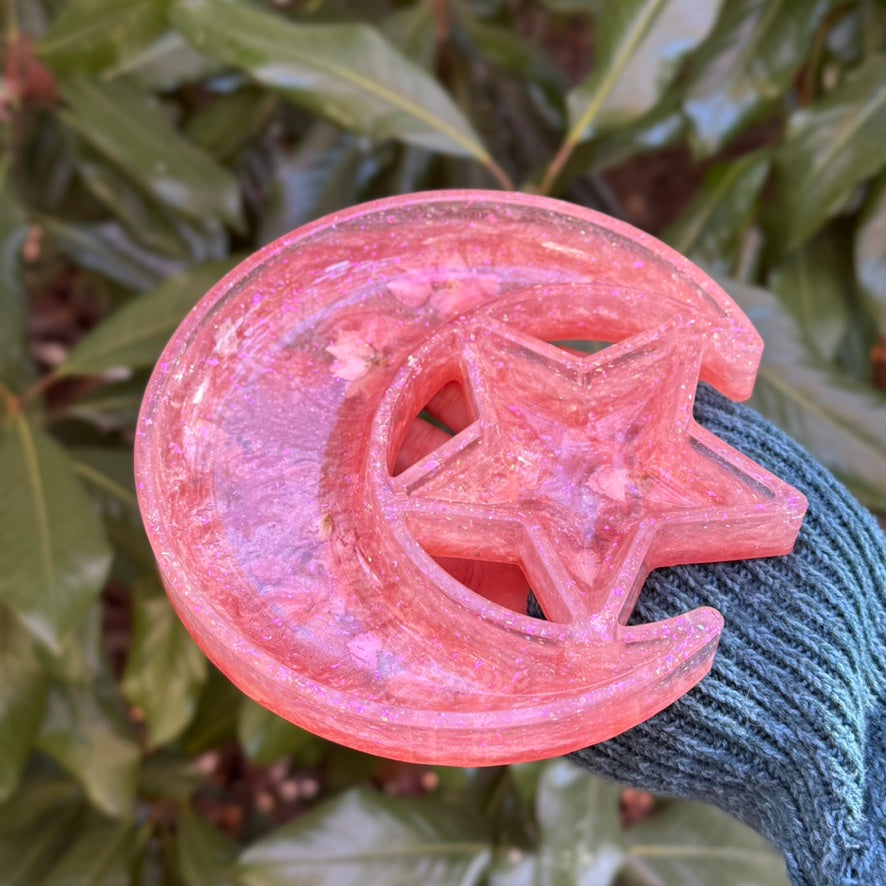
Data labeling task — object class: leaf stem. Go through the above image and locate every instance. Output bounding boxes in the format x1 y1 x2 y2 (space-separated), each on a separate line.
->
485 156 515 191
538 137 576 197
19 370 59 409
539 67 612 196
0 382 23 423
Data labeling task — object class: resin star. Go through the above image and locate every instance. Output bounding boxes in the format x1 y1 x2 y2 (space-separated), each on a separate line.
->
395 319 803 628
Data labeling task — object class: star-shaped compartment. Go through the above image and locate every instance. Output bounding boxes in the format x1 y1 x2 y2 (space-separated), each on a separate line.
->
392 319 804 634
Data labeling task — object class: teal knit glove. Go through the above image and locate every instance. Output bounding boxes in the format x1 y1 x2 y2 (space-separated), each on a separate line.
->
557 386 886 885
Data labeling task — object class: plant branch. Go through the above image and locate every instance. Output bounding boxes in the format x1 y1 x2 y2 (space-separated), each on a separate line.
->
538 137 576 196
485 156 515 190
19 371 59 409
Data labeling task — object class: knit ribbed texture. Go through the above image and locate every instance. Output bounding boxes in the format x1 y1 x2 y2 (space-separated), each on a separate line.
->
558 385 886 885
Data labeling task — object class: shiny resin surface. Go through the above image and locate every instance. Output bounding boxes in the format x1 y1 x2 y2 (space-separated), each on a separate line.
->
136 191 806 765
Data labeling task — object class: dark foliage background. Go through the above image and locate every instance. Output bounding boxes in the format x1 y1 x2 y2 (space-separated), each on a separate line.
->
1 0 884 882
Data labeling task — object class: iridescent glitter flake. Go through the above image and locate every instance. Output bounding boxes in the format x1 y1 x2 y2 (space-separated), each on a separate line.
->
135 191 806 765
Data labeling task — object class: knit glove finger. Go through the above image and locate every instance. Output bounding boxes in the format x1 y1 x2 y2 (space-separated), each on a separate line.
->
563 385 886 886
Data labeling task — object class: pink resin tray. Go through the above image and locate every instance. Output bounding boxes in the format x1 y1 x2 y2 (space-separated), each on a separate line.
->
135 191 806 765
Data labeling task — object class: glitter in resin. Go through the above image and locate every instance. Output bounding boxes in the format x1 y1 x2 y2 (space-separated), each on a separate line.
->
135 191 807 765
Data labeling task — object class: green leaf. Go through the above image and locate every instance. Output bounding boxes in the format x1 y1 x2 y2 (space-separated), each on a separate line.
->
617 797 790 885
46 218 178 291
663 150 770 275
539 0 604 11
37 680 141 819
682 0 831 156
521 761 626 884
855 173 886 330
0 776 86 884
0 606 48 802
379 4 436 68
580 97 686 173
235 787 492 886
0 169 32 392
171 0 492 162
77 152 183 257
0 412 111 650
59 257 238 377
103 29 224 91
257 124 373 244
138 747 206 802
767 230 853 362
492 762 788 885
122 576 207 747
71 446 155 571
42 820 139 886
139 752 206 801
59 75 244 228
774 54 886 249
76 146 230 262
39 605 105 689
723 278 886 510
238 698 324 767
461 19 567 93
565 0 723 144
177 806 238 886
39 0 170 74
180 666 242 754
63 376 148 432
186 87 278 159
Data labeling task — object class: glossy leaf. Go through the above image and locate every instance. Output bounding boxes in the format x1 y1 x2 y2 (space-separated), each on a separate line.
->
76 146 229 262
104 29 223 91
59 257 238 377
122 576 208 747
774 54 886 249
0 605 48 802
186 88 278 159
139 753 206 801
46 218 178 291
581 98 686 173
565 0 722 143
171 0 492 162
492 761 788 885
0 412 112 650
39 0 169 74
37 680 141 819
379 4 436 68
42 820 138 886
0 171 31 392
258 125 377 244
238 698 324 767
462 20 567 93
663 151 770 275
63 377 148 432
516 761 625 884
39 605 105 689
179 667 243 754
682 0 831 156
724 278 886 510
768 231 852 361
855 173 886 330
177 806 238 886
617 798 789 885
71 446 154 571
59 75 244 228
77 152 185 258
540 0 604 11
235 787 492 886
0 776 86 884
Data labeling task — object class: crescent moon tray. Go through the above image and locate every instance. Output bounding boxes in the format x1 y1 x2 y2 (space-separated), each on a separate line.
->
135 190 806 766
